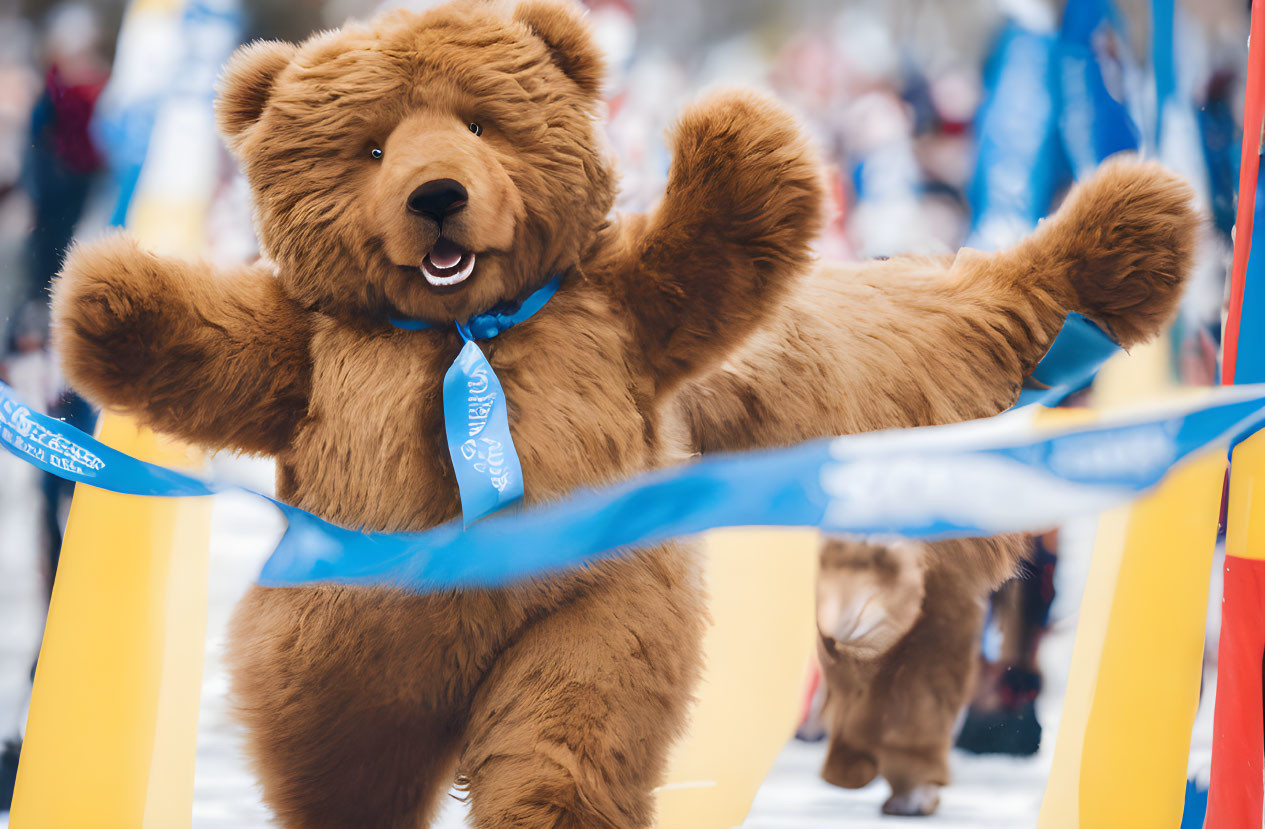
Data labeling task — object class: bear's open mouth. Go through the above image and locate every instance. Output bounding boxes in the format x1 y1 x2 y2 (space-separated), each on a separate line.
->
421 237 475 287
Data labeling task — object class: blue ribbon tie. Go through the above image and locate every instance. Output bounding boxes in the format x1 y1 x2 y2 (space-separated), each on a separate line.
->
389 273 561 524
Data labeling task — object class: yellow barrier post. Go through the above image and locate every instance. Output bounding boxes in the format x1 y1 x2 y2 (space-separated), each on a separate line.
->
1037 452 1223 828
10 1 217 824
9 424 210 828
1037 361 1224 829
656 528 818 828
1039 344 1223 828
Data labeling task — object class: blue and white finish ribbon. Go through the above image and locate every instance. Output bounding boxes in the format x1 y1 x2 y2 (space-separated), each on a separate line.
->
3 378 1263 595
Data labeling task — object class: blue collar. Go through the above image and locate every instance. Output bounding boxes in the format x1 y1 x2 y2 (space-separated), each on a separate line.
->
389 273 562 341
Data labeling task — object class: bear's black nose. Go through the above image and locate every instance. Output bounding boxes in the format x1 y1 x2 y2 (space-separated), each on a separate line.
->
407 179 468 220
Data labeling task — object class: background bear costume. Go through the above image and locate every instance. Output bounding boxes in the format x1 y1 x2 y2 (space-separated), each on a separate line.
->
49 1 1194 826
676 158 1196 816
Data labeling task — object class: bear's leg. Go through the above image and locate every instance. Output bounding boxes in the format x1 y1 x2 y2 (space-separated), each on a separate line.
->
242 699 463 829
821 733 879 789
866 564 987 818
459 552 704 829
878 745 948 816
228 585 481 829
817 651 884 791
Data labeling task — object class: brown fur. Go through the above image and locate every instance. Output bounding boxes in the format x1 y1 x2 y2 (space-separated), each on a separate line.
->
677 157 1197 451
51 2 825 826
675 157 1198 812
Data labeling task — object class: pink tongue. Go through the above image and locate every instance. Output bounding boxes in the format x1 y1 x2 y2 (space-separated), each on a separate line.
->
427 238 464 270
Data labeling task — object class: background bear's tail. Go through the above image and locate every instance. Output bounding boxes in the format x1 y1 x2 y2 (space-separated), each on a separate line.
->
1004 156 1199 348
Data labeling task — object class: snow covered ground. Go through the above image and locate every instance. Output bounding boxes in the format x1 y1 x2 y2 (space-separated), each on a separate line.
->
0 453 1218 828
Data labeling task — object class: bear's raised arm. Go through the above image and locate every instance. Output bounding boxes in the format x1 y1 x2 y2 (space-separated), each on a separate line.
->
51 235 312 455
616 90 827 397
678 157 1198 452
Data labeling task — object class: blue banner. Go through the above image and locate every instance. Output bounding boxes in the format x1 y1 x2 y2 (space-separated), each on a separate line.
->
1152 0 1176 147
1057 0 1142 177
968 23 1065 249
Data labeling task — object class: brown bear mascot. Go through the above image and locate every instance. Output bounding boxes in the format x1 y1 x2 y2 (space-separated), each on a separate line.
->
676 159 1196 815
50 0 1193 825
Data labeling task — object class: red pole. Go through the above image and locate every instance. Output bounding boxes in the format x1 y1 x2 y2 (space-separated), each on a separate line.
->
1220 0 1265 387
1207 4 1265 826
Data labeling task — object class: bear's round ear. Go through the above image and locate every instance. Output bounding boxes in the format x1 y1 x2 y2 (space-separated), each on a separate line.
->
513 0 604 97
215 39 297 146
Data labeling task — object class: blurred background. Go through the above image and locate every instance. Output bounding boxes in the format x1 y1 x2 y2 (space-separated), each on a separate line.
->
0 0 1251 825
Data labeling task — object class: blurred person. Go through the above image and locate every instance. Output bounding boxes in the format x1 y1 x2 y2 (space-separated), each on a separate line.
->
10 0 105 588
19 1 107 311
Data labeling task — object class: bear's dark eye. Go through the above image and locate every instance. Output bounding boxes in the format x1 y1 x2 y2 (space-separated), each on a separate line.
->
370 147 384 160
468 122 482 137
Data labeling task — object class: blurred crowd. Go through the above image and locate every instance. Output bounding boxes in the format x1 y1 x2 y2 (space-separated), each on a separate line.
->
0 0 1249 394
0 0 1253 809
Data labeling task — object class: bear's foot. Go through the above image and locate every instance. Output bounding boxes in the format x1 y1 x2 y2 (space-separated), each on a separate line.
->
821 738 879 789
882 783 941 817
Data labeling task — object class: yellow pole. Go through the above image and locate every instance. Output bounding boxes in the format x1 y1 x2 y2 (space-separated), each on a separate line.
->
10 1 216 823
656 528 818 828
9 424 210 829
1037 449 1224 828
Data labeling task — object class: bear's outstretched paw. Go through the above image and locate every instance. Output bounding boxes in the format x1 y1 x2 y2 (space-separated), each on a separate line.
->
665 89 825 262
53 234 153 337
1021 156 1198 348
882 783 941 817
50 233 183 412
